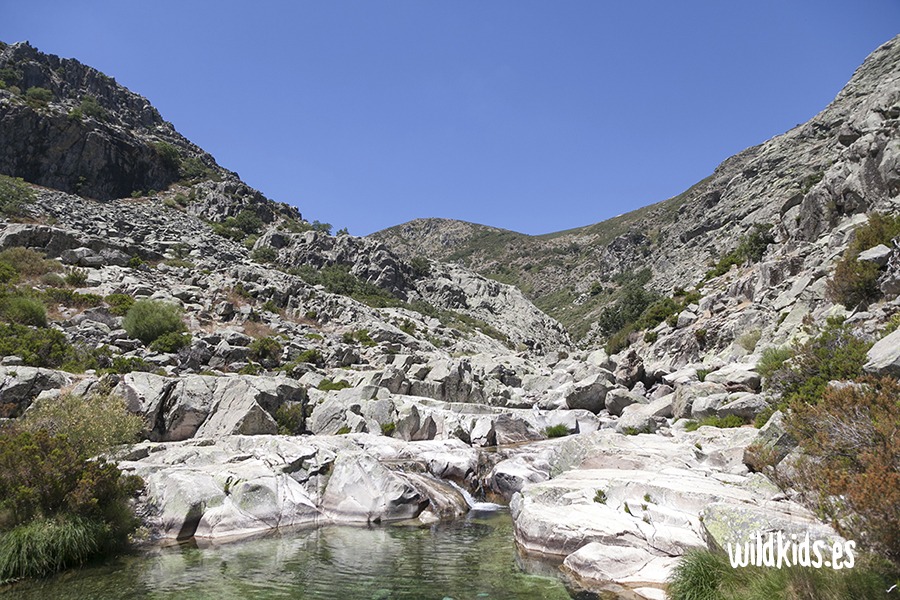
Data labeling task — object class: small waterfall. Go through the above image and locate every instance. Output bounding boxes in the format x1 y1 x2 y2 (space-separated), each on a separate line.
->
448 481 503 512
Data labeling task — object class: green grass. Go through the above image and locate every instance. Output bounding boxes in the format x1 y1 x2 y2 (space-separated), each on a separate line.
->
667 548 895 600
317 378 351 391
684 415 746 432
544 424 570 438
0 516 110 583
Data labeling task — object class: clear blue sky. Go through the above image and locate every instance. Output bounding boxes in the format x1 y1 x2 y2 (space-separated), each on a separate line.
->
2 2 898 235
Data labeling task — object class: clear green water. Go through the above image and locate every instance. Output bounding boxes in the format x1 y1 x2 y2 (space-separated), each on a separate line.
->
2 511 578 600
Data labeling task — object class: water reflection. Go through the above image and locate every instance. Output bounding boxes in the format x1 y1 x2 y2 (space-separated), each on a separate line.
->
4 511 577 600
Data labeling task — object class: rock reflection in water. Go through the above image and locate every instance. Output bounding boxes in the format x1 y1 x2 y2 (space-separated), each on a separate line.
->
4 512 578 600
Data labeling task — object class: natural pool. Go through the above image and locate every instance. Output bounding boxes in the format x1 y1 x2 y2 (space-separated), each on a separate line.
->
3 510 589 600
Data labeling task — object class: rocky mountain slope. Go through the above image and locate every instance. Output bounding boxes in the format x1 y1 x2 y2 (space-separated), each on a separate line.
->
374 34 900 348
0 37 898 599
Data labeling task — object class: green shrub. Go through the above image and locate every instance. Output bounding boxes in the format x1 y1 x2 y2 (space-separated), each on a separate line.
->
289 264 402 308
77 95 106 120
380 422 396 437
274 403 305 435
767 317 871 405
317 378 351 391
544 424 570 438
410 256 431 278
0 263 17 285
696 368 709 382
127 256 144 269
24 86 53 108
667 548 894 600
0 429 141 582
248 336 282 364
104 293 135 316
0 296 47 327
0 323 70 367
593 489 607 504
705 224 775 280
21 391 143 457
336 426 351 435
736 329 761 352
756 346 793 385
148 331 191 354
0 247 60 278
827 213 900 308
0 175 35 218
294 348 323 366
41 288 102 309
251 246 277 263
98 355 154 375
153 141 180 170
122 300 186 345
643 330 658 343
178 157 214 182
40 272 65 287
344 329 376 347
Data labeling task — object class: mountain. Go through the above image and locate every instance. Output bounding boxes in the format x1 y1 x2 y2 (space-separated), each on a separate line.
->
373 34 900 346
0 36 898 598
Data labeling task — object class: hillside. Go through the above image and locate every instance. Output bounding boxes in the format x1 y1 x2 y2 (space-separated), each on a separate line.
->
374 34 900 345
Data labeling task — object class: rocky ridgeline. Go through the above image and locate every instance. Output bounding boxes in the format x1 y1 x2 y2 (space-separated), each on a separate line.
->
373 35 900 350
0 38 899 599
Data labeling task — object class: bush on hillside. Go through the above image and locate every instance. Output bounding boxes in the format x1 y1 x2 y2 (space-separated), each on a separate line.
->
827 212 900 308
0 323 71 368
148 331 191 354
786 377 900 563
0 295 47 327
0 175 35 218
764 317 871 405
21 390 143 458
0 428 141 582
122 299 186 345
0 247 60 278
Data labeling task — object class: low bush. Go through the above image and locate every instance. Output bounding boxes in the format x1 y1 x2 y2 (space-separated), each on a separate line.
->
64 268 88 287
544 424 570 438
21 391 143 457
667 548 894 600
0 247 60 278
786 377 900 563
684 414 745 431
380 422 396 437
104 293 135 316
251 246 277 263
705 224 775 280
274 403 305 435
0 323 71 367
317 378 351 392
827 213 900 308
122 299 186 345
0 295 47 327
765 317 870 405
24 86 53 108
41 288 102 309
248 336 282 365
0 175 35 218
295 348 323 365
0 428 141 582
148 331 191 354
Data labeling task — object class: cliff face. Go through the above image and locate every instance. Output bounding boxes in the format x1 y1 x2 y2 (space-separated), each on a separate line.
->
373 35 900 349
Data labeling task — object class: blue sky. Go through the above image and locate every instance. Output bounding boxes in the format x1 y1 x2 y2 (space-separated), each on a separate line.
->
2 2 898 235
